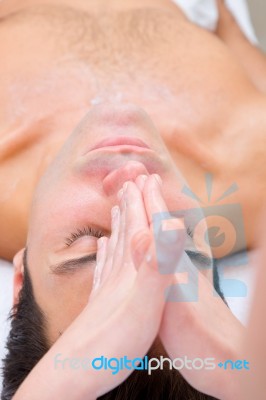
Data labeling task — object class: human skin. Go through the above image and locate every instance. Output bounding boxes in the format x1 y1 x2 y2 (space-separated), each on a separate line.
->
239 216 266 399
14 103 215 344
0 0 266 260
1 1 264 397
11 105 243 400
13 176 179 400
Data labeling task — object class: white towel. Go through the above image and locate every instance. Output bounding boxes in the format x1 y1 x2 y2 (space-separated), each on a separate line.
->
0 260 13 391
172 0 258 44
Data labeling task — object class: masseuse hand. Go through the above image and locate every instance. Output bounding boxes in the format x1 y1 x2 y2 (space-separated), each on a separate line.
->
13 175 179 400
141 176 246 400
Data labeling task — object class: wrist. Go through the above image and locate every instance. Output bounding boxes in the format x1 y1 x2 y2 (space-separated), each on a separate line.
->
215 346 247 400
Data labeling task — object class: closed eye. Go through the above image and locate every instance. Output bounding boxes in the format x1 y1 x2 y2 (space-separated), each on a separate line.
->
65 226 105 247
185 249 212 270
49 253 97 275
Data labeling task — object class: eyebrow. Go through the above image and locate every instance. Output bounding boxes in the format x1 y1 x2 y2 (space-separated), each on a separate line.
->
49 248 212 276
49 253 96 276
185 249 213 270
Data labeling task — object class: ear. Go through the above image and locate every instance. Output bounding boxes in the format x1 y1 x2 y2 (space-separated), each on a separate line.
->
13 248 25 306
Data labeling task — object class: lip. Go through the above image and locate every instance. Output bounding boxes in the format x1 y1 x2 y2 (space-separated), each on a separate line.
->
81 150 165 177
88 137 151 152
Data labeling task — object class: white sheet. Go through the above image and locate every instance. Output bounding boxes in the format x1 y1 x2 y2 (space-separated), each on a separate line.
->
0 260 13 391
172 0 258 44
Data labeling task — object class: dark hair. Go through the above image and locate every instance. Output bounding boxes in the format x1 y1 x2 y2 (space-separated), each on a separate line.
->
1 253 48 400
1 252 221 400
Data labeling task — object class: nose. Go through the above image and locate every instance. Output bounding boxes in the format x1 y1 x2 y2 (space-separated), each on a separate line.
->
102 161 149 197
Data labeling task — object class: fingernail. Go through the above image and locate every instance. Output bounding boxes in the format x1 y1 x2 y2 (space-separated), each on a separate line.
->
97 237 105 250
117 188 123 201
146 253 152 264
158 229 179 245
139 175 148 183
117 182 129 202
123 182 129 192
154 174 162 185
135 175 148 191
121 182 129 204
111 205 119 221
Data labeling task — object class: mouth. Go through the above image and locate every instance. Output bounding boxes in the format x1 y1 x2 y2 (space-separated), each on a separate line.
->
87 136 151 152
81 148 166 178
81 136 168 178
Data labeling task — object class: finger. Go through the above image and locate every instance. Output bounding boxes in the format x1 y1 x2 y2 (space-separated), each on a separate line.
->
101 235 175 367
123 181 149 254
112 183 128 266
143 174 186 236
135 174 148 192
143 174 186 275
113 181 149 273
103 206 120 268
86 236 176 395
95 206 120 285
89 236 109 298
142 174 168 227
131 229 151 270
125 233 177 335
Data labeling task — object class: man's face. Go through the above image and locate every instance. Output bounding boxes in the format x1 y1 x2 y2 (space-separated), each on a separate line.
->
24 104 211 344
